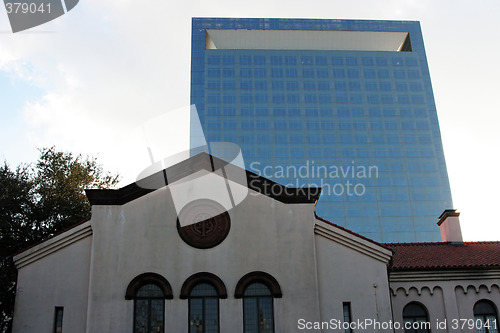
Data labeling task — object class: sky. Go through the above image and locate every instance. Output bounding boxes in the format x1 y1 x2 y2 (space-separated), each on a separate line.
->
0 0 499 241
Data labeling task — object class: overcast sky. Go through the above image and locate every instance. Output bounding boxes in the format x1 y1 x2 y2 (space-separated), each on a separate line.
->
1 0 499 241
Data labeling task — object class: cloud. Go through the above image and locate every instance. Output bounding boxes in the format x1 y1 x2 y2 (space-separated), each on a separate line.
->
2 0 438 174
1 0 195 180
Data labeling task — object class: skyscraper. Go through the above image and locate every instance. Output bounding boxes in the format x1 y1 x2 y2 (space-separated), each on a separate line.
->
190 18 453 242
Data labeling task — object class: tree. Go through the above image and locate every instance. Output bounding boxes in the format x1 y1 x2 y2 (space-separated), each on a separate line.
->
0 164 33 333
0 147 119 332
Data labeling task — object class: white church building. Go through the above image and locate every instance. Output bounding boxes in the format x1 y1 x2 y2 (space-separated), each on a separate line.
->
11 153 500 332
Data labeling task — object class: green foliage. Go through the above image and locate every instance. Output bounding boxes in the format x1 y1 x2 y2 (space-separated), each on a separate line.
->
0 147 119 332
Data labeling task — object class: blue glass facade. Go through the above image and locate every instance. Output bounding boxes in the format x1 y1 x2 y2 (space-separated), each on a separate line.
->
190 18 453 242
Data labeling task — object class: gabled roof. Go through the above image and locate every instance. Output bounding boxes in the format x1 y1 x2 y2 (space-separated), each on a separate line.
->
315 214 391 251
314 214 393 264
86 152 321 205
14 219 89 256
386 241 500 271
14 221 92 268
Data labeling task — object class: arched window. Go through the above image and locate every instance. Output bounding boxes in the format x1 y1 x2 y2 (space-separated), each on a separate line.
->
189 283 219 333
474 300 498 333
243 282 274 333
134 284 165 333
180 272 227 333
402 302 430 333
125 273 173 333
235 272 282 333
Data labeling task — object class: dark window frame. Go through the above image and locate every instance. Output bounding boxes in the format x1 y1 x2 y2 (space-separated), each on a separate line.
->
188 283 220 333
343 302 352 333
181 272 227 333
235 272 282 333
402 302 430 333
125 273 173 333
133 284 165 333
473 299 499 333
53 306 63 333
242 282 275 333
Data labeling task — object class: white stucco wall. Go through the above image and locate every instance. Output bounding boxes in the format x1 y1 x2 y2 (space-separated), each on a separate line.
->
12 176 398 333
455 284 500 333
86 187 323 332
390 271 500 333
314 222 393 332
12 223 92 333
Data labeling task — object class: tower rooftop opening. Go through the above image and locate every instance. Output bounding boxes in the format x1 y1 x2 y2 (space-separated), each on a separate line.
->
206 29 412 52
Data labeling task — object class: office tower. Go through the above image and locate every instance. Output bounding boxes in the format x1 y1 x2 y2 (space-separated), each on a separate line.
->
190 18 453 242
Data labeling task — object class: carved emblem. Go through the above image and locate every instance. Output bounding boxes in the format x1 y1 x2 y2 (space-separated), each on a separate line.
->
177 200 231 249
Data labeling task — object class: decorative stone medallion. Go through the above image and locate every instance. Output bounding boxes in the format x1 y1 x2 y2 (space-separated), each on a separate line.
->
177 199 231 249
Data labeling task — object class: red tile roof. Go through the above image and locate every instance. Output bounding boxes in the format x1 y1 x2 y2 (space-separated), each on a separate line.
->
385 242 500 271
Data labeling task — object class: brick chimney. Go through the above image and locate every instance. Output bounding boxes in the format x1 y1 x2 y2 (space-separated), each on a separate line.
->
437 209 463 243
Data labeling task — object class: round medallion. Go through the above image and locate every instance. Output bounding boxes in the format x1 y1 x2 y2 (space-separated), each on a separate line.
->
177 199 231 249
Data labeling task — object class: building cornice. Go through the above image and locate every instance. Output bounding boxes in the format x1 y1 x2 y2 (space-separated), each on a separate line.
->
314 222 392 264
389 269 500 296
390 269 500 282
14 221 92 269
86 152 321 206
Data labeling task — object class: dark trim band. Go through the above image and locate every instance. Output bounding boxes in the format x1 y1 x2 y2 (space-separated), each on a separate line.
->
86 152 321 206
180 272 227 299
125 272 173 300
234 271 282 298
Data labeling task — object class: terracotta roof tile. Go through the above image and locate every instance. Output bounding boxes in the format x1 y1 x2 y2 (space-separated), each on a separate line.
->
384 241 500 271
